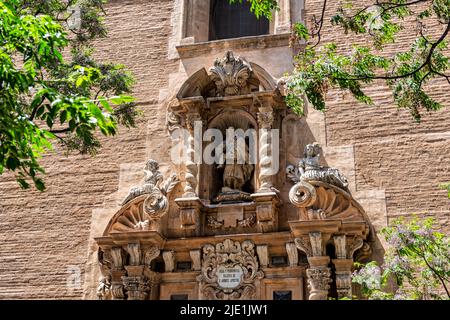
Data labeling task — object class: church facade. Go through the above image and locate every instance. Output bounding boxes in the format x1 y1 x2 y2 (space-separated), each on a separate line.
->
0 0 449 300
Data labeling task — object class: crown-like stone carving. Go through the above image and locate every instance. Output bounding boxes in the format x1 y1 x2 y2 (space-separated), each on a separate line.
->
209 51 253 96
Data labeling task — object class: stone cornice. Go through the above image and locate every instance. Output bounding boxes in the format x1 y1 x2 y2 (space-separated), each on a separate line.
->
176 33 292 59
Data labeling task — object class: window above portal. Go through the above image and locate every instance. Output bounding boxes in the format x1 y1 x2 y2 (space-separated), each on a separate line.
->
175 0 305 47
209 0 270 41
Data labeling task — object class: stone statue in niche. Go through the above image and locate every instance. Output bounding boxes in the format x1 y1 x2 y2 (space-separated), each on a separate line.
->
287 142 349 190
214 134 254 203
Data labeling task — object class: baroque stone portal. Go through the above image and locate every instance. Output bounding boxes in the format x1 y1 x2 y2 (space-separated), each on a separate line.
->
94 52 376 301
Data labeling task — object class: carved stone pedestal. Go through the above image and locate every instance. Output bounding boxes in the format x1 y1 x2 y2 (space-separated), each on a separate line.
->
175 197 203 236
251 192 280 232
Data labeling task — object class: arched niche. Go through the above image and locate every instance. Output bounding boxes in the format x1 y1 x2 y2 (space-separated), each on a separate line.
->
200 109 259 202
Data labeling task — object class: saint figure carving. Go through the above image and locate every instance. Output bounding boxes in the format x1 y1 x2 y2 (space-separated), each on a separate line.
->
217 135 253 193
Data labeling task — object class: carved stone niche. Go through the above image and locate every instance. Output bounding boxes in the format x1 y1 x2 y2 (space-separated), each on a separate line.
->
168 51 286 236
197 239 264 300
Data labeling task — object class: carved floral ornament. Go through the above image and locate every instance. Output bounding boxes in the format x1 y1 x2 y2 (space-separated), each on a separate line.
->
209 51 253 97
197 239 264 300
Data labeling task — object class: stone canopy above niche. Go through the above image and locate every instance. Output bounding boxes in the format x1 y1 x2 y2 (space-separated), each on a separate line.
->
175 51 278 100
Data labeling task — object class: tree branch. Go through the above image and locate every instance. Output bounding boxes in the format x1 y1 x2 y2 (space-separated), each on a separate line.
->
335 21 450 81
310 0 327 49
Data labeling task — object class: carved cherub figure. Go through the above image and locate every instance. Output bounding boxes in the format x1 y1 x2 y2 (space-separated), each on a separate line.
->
286 142 349 190
121 159 179 207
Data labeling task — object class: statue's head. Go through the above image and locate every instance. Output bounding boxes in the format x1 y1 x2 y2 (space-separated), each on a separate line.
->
304 142 321 158
145 159 159 172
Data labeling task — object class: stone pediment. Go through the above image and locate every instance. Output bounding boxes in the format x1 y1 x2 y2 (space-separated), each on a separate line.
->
176 51 277 100
103 195 153 235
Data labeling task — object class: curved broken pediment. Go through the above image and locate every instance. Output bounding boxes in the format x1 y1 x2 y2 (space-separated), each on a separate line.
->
104 195 151 235
289 181 368 224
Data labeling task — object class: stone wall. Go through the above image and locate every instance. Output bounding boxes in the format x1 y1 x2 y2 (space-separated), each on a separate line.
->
305 0 450 230
0 0 177 299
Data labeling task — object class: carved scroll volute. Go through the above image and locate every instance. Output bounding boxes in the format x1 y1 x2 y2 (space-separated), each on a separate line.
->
109 247 126 300
190 250 201 271
294 237 312 257
346 236 364 259
333 235 347 260
286 242 299 267
110 247 125 270
144 246 160 267
289 181 317 209
209 51 252 96
256 245 269 268
126 243 141 266
309 232 324 257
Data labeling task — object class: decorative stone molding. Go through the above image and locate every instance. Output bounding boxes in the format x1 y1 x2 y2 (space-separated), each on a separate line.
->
163 250 175 272
285 242 299 267
206 215 224 229
332 259 354 299
209 51 253 96
110 247 125 270
251 192 280 233
256 245 269 268
126 243 141 266
122 275 150 300
197 239 264 300
237 214 256 228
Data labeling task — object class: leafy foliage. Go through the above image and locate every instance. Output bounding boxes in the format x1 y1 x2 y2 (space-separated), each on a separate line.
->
439 182 450 198
353 218 450 300
233 0 450 121
228 0 279 19
0 0 137 190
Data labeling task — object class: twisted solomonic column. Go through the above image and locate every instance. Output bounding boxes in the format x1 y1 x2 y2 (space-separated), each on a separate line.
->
183 112 201 197
257 111 275 192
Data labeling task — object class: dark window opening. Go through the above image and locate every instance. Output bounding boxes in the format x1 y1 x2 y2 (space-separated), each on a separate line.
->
298 252 309 264
209 0 270 41
176 261 192 272
171 294 188 300
273 290 292 300
271 256 288 266
153 261 165 273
